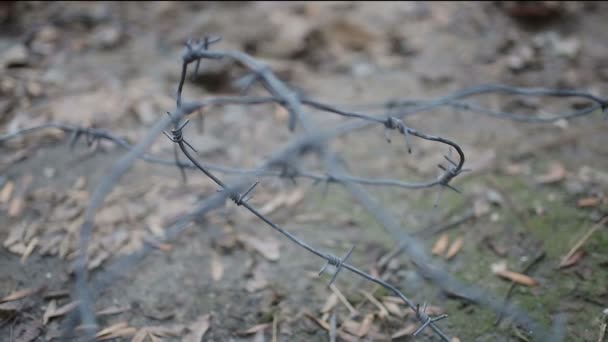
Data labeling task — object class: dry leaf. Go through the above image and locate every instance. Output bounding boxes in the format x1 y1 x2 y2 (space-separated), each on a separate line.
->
246 265 269 293
285 188 306 207
382 301 406 318
303 310 330 331
259 192 288 216
357 314 374 337
452 337 462 342
342 319 361 336
432 234 449 256
235 323 271 336
359 290 388 319
145 325 185 337
536 162 567 184
474 198 491 217
240 234 280 261
130 329 149 342
274 104 289 122
445 237 464 260
96 322 129 338
8 197 25 218
21 237 39 264
0 181 14 203
577 196 601 208
97 327 137 340
1 287 39 303
184 314 211 342
211 252 224 281
45 301 79 320
559 249 585 269
43 300 57 325
74 176 87 190
559 217 608 268
391 324 417 339
14 320 42 342
97 305 130 316
494 270 538 287
320 293 339 314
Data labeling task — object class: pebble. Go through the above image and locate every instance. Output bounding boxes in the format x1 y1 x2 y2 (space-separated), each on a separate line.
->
1 44 28 68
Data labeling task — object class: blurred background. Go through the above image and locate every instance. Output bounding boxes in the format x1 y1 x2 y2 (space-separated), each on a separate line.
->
1 2 607 341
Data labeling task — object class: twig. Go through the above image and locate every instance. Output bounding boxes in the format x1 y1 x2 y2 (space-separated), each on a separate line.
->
559 216 608 268
495 251 546 326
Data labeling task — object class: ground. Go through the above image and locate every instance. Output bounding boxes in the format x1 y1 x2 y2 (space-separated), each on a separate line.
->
1 1 607 341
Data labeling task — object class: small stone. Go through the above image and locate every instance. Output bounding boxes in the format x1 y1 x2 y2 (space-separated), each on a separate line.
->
26 82 43 97
92 26 122 49
36 26 60 43
44 167 56 178
486 189 504 205
1 44 28 68
554 37 580 59
508 55 524 71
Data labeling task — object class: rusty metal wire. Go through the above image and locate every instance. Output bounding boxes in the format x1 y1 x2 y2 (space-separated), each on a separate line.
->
3 34 605 341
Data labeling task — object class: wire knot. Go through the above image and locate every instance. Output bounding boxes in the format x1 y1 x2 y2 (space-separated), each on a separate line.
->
163 115 197 152
227 181 259 206
413 302 449 337
384 116 412 153
318 246 355 288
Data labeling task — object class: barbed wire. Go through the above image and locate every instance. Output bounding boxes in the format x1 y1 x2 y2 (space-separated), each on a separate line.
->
3 33 605 341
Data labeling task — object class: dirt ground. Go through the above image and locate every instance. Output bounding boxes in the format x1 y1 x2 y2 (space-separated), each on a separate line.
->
1 1 607 341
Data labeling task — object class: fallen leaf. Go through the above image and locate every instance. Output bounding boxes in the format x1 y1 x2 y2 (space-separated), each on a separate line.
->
0 181 14 203
258 193 288 216
303 310 330 331
359 291 388 319
246 265 269 293
391 324 417 339
559 217 608 268
382 300 406 318
445 237 464 260
0 300 22 313
14 320 42 342
74 176 87 190
357 314 374 337
97 305 130 316
453 337 462 342
1 287 39 303
494 270 538 287
211 252 224 281
184 314 211 342
21 237 39 264
235 323 271 336
559 249 585 269
432 234 449 256
285 187 306 207
577 196 601 208
474 198 491 217
341 319 361 336
240 234 280 261
536 162 567 184
8 197 25 218
43 300 57 325
96 322 129 338
274 104 289 123
45 301 79 321
320 293 339 314
130 329 149 342
97 327 137 340
144 324 185 337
